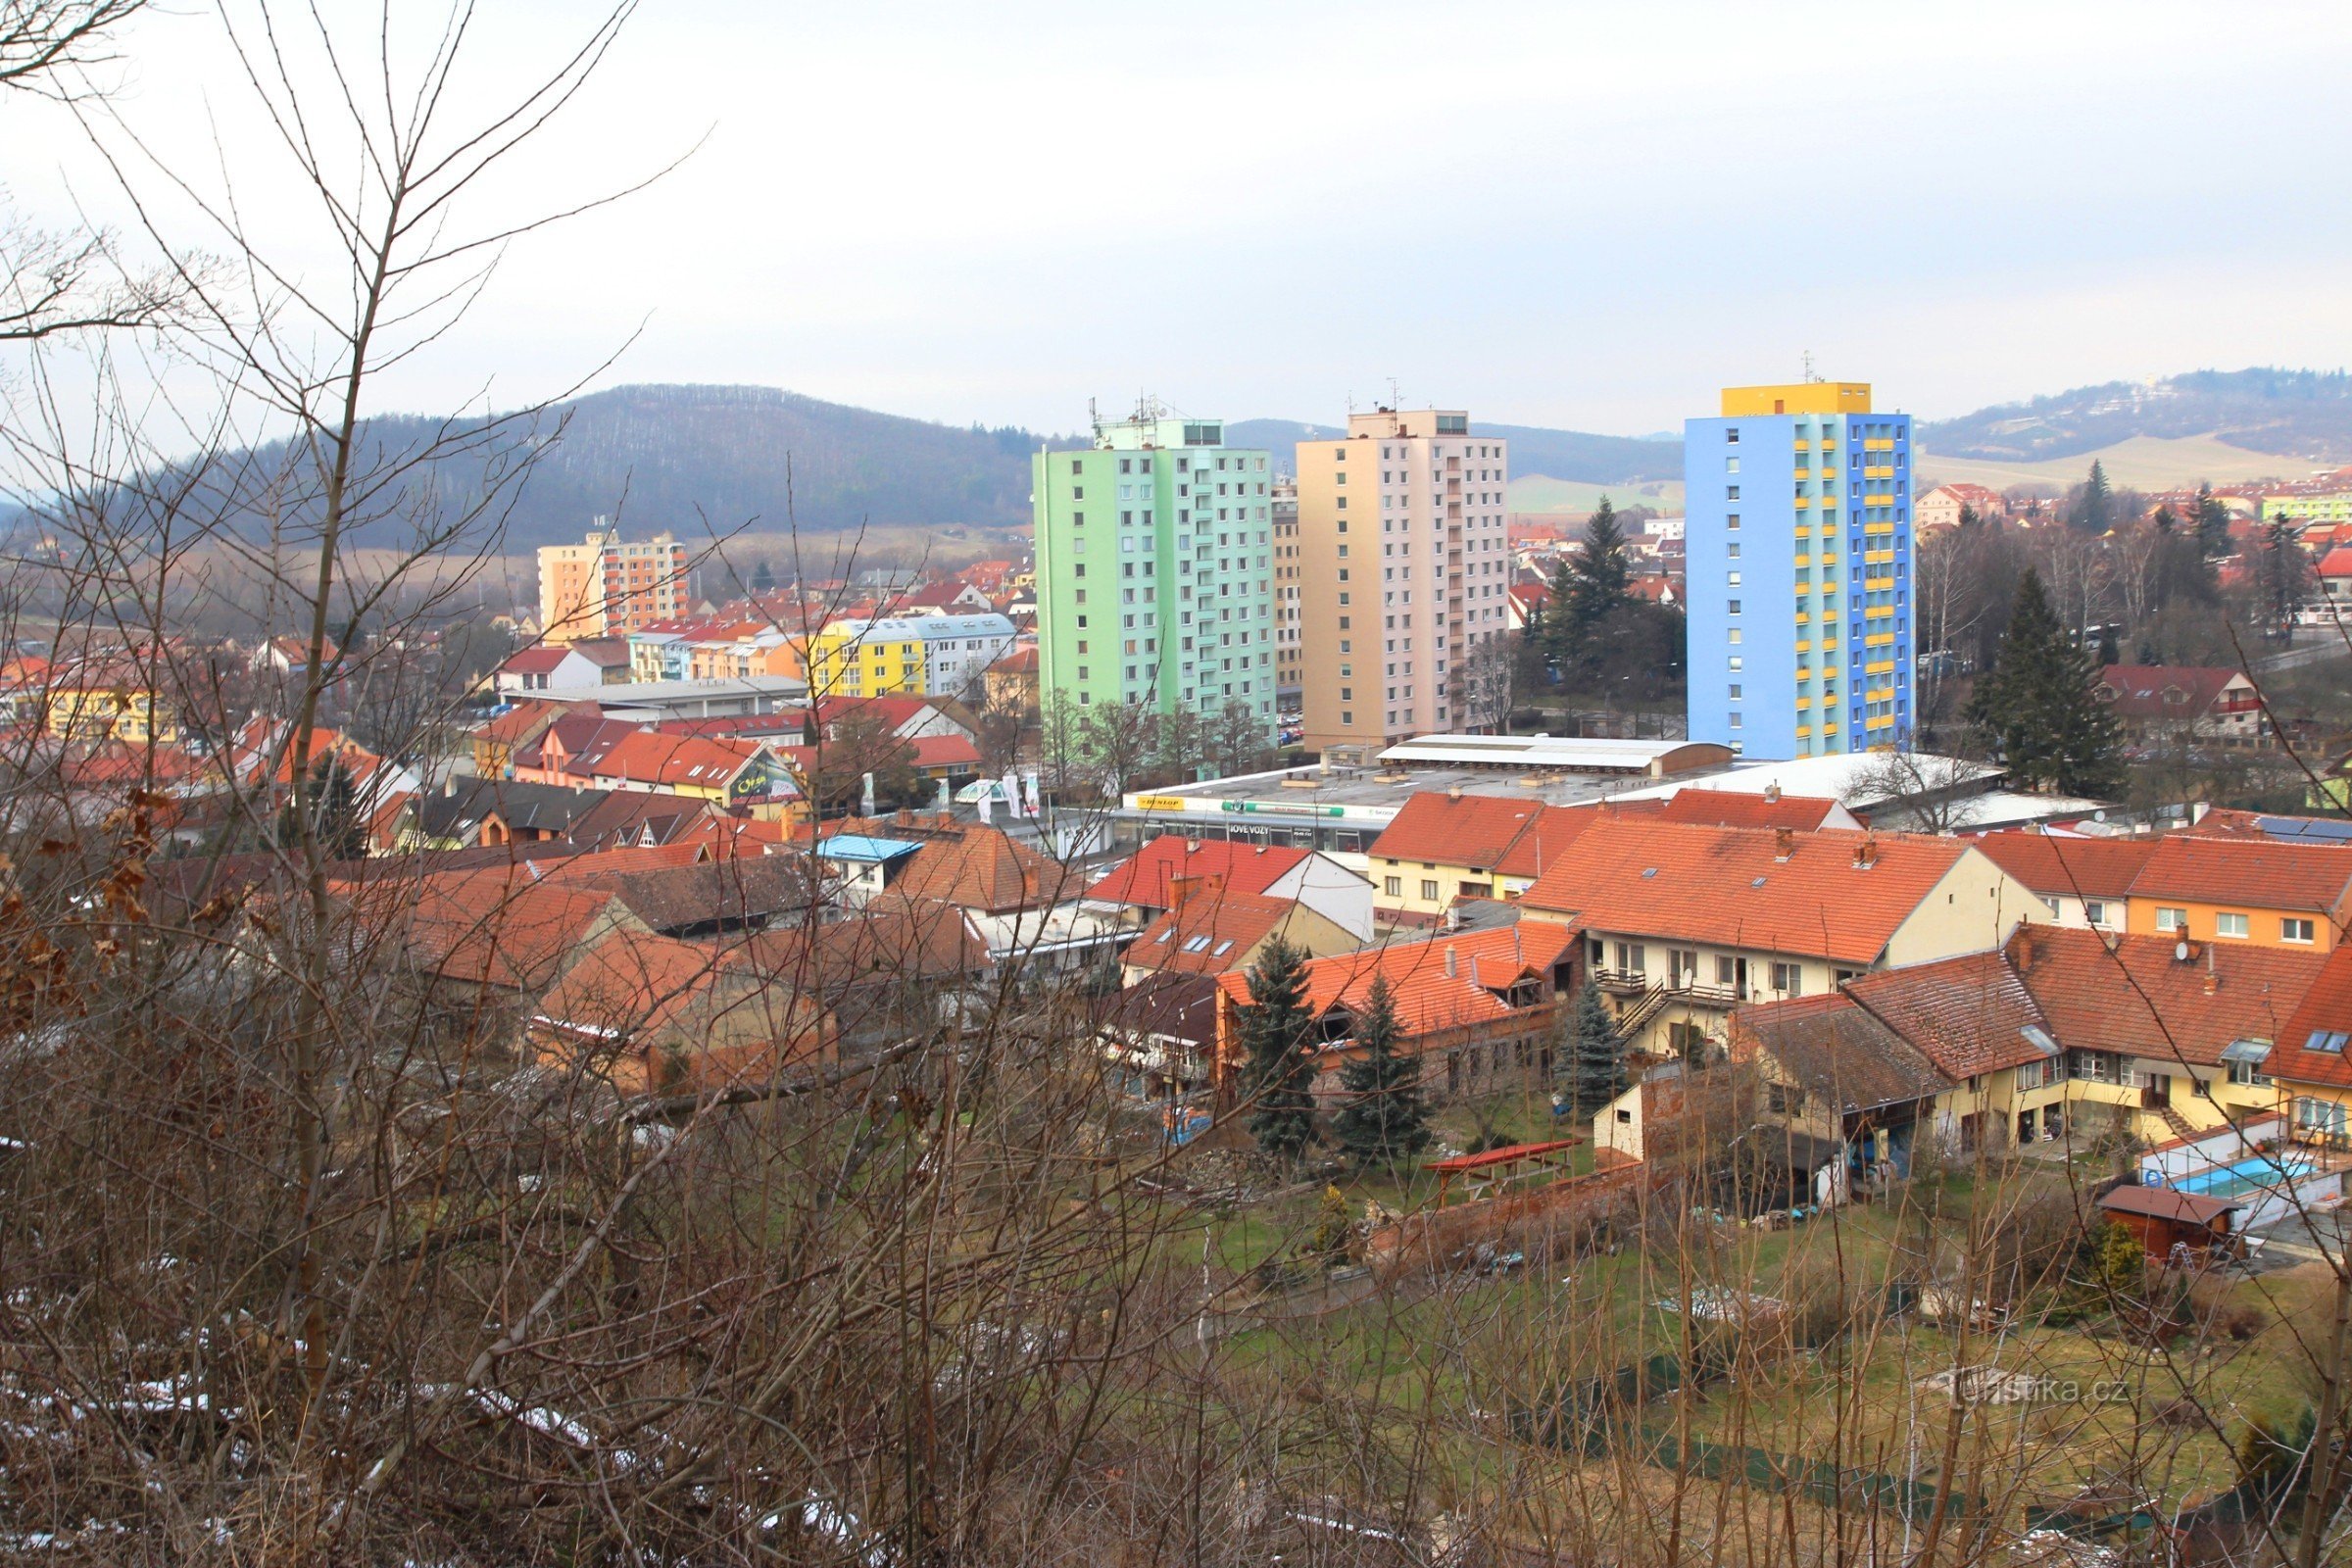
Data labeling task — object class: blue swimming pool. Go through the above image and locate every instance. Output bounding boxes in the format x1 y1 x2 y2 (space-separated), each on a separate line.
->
2168 1153 2312 1200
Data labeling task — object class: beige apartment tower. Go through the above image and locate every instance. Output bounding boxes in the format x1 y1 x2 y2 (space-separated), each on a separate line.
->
1296 409 1511 749
536 521 692 646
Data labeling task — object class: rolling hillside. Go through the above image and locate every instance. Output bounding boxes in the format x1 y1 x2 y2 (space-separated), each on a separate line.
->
1917 368 2352 466
36 369 2352 550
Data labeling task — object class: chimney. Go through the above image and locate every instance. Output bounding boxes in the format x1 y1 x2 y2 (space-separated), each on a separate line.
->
1764 782 1782 804
1469 955 1483 989
1853 832 1878 869
2008 927 2034 972
2203 943 2220 995
1445 948 1458 978
1774 827 1794 862
1448 786 1463 801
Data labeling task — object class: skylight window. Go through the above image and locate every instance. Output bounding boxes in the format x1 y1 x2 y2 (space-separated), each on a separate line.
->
1183 935 1213 954
2307 1030 2350 1054
1212 940 1235 956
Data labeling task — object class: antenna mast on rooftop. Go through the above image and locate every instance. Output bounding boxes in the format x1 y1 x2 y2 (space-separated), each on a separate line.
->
1802 350 1821 384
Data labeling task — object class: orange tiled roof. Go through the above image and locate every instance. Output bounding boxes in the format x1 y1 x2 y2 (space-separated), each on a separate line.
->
590 730 765 791
2007 925 2324 1069
1367 792 1557 871
1214 922 1575 1042
1972 832 2157 900
1656 790 1842 832
1126 893 1322 976
1843 949 2051 1079
535 926 719 1038
2126 834 2352 915
1493 804 1644 880
2272 944 2352 1089
892 823 1070 913
1519 820 1971 965
1086 836 1308 906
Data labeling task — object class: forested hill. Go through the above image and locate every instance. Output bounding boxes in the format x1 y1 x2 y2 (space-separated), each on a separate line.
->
1224 418 1681 484
1917 368 2352 465
368 384 1058 545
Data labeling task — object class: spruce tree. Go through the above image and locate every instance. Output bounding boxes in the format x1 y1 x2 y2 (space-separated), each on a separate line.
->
1237 937 1320 1164
1561 980 1628 1120
1964 567 2124 797
2072 460 2114 533
1563 497 1633 661
1330 976 1429 1170
2193 482 2231 557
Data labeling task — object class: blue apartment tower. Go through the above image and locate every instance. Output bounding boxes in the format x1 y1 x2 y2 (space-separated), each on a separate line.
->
1684 381 1914 758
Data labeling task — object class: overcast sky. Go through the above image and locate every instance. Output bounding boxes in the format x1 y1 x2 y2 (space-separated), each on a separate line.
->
10 0 2352 438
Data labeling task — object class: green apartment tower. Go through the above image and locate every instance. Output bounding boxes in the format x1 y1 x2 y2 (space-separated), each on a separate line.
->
1033 403 1278 749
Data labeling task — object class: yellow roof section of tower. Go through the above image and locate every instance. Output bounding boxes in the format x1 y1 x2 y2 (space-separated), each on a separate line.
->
1720 382 1872 416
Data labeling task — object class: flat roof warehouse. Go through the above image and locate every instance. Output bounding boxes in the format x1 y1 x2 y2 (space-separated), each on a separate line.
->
1104 736 1737 867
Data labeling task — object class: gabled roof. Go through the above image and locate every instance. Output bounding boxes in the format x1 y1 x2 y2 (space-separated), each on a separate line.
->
1126 893 1326 976
1366 792 1554 871
1842 950 2050 1079
498 646 574 676
2095 664 2245 718
1656 790 1843 832
2319 546 2352 580
2099 1184 2240 1226
2126 834 2352 915
1971 832 2157 901
565 637 633 668
1519 820 1972 965
1493 804 1642 880
1100 970 1218 1047
2266 943 2352 1089
476 699 579 748
1214 922 1576 1043
1732 993 1952 1112
2006 925 2323 1069
892 823 1070 913
376 875 626 994
535 926 719 1039
589 730 769 791
1085 836 1309 906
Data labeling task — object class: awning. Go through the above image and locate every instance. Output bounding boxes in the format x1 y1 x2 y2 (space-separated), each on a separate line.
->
2221 1039 2274 1066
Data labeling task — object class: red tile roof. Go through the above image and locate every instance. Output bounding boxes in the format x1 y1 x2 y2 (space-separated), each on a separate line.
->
1367 792 1558 871
1656 790 1842 832
2006 925 2323 1069
1493 804 1644 881
1214 921 1577 1044
2126 834 2352 916
1972 832 2157 901
2095 664 2243 719
2268 943 2352 1089
1844 949 2052 1078
1085 836 1309 907
1125 893 1325 976
1519 820 1973 965
589 731 769 792
499 646 573 675
534 926 719 1038
891 823 1070 912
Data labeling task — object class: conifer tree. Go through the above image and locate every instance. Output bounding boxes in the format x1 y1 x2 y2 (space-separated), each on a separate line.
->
1237 937 1320 1164
2072 460 2114 533
2193 481 2231 557
1561 497 1633 662
1560 980 1628 1120
1331 975 1429 1169
1964 566 2124 797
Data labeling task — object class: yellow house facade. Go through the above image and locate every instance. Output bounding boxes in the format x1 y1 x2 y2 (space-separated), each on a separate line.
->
806 617 926 700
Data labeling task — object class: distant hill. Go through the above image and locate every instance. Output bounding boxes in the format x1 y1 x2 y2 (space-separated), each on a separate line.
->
1918 368 2352 466
1227 417 1680 485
